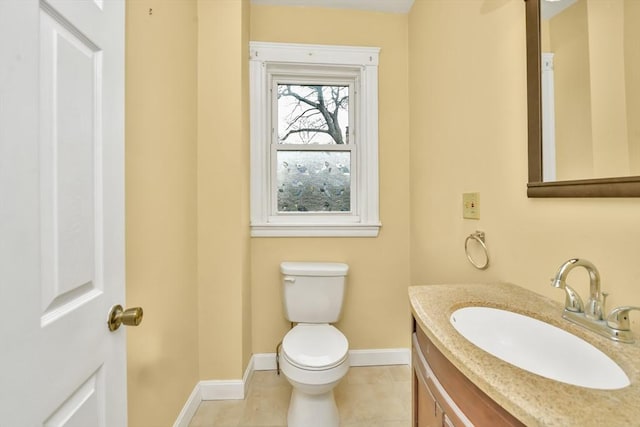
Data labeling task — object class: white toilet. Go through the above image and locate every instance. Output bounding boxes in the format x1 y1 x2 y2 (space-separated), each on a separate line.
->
279 261 350 427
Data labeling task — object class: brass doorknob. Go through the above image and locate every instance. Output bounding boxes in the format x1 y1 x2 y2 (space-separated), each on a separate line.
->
108 304 144 331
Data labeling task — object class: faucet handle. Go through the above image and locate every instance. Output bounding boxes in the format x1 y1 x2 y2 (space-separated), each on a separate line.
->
606 306 640 331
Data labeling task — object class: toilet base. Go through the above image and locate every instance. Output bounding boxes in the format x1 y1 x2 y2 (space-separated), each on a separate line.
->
287 387 339 427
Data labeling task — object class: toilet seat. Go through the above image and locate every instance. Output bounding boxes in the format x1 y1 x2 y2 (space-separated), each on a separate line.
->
282 324 349 371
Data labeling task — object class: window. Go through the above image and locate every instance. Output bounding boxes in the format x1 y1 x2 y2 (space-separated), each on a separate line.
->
249 42 380 237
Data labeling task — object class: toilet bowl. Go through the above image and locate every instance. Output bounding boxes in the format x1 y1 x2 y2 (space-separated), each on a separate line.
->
279 262 350 427
279 324 349 427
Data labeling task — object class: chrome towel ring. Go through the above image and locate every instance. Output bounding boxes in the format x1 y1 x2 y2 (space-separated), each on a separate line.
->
465 231 489 270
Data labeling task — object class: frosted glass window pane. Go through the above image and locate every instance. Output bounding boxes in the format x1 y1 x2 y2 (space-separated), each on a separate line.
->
277 84 349 145
276 151 351 212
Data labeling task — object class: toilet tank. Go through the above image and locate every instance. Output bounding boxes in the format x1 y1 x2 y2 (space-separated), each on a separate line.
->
281 262 349 323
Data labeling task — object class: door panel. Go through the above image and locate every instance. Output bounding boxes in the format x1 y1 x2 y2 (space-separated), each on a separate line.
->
43 369 104 427
40 4 103 324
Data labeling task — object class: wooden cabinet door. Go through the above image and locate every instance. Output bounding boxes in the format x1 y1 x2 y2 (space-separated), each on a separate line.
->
417 372 444 427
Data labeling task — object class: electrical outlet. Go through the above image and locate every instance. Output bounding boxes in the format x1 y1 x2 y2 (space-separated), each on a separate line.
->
463 193 480 219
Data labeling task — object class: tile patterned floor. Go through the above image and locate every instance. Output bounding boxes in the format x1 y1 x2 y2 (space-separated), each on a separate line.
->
188 365 412 427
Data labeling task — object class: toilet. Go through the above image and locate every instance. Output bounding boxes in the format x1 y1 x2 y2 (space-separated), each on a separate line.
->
279 261 350 427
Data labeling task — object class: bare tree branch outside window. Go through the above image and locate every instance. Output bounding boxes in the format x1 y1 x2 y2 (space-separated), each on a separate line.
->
277 84 349 145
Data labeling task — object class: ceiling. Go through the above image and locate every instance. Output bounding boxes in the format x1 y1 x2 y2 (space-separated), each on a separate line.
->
250 0 415 14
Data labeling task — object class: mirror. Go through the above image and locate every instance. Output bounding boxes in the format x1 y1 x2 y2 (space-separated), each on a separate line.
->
526 0 640 196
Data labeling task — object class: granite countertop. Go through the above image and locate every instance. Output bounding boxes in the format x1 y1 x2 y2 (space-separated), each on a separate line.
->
409 283 640 427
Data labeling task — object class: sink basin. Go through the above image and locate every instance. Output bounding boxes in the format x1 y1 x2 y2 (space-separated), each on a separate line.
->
450 306 630 390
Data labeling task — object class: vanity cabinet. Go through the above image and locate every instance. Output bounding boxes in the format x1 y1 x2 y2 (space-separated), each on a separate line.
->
412 318 524 427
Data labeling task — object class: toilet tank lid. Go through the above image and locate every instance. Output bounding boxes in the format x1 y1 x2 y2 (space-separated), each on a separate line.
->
281 262 349 277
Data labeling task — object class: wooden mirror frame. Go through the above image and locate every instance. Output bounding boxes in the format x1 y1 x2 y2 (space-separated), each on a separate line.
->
525 0 640 197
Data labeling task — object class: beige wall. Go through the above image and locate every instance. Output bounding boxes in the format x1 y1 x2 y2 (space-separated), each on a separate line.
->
250 5 412 353
548 0 640 179
197 0 252 380
125 1 199 426
409 0 640 325
625 0 640 174
586 0 629 178
126 1 251 424
548 0 594 180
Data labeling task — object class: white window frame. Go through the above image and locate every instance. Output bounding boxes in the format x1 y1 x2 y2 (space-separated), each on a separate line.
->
249 42 381 237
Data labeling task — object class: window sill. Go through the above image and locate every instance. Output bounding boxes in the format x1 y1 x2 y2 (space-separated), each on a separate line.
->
250 222 381 238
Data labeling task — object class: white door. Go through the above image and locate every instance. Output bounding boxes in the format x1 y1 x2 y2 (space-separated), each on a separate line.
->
0 0 128 425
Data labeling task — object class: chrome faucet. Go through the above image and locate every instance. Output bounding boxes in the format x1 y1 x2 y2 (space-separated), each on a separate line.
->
551 258 603 320
550 258 638 343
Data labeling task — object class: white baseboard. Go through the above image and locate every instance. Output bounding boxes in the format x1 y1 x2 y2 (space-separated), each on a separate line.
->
174 347 410 425
252 348 410 371
172 383 202 427
242 355 255 397
199 379 245 400
252 352 279 370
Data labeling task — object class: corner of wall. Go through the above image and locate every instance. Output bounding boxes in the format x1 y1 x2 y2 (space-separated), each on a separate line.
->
196 0 253 381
